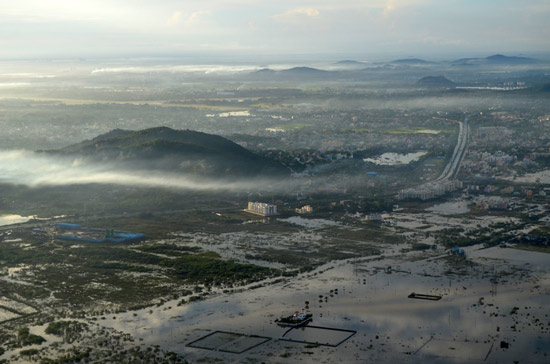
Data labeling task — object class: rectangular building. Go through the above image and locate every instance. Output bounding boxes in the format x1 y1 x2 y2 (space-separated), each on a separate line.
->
246 202 278 216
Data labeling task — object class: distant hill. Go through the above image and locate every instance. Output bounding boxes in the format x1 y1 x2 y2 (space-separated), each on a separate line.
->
452 54 538 66
49 127 289 177
485 54 537 64
336 60 366 65
250 66 336 80
280 66 330 75
390 58 433 65
417 75 456 88
255 68 277 75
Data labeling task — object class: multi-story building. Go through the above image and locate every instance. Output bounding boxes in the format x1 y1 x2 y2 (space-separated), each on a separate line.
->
295 205 313 214
246 202 278 216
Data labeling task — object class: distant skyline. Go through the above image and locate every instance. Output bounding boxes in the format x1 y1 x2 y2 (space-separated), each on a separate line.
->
1 0 549 60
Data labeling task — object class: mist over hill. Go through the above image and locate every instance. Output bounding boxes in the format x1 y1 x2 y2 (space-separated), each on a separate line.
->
390 58 434 65
452 54 538 66
250 66 337 80
47 127 289 178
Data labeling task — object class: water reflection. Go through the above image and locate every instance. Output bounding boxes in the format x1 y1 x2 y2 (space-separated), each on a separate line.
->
99 247 550 363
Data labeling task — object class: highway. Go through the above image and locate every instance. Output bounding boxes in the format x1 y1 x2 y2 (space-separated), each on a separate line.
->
435 117 470 182
397 116 470 199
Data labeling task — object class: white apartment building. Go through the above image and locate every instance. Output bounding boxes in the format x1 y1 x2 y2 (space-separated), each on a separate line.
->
246 202 278 216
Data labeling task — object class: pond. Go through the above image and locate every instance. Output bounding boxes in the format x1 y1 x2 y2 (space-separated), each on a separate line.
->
363 151 427 165
426 201 470 215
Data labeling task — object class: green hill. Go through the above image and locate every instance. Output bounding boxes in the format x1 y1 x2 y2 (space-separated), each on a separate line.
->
50 127 289 177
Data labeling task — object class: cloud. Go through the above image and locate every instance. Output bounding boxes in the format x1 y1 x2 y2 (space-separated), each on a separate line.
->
248 21 258 32
382 0 396 16
187 10 208 25
0 149 362 194
168 11 181 25
420 36 466 46
382 0 433 17
0 0 547 59
167 9 208 27
273 7 320 22
0 150 260 192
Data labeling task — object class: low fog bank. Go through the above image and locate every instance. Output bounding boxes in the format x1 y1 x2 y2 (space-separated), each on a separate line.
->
0 150 303 193
0 150 385 200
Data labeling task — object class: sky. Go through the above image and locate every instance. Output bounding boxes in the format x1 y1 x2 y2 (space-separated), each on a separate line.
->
0 0 549 60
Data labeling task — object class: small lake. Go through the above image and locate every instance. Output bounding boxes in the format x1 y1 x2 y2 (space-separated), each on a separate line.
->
363 151 427 165
426 201 470 215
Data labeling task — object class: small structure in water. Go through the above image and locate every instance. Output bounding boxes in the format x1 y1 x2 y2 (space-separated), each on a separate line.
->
408 292 442 301
275 311 312 327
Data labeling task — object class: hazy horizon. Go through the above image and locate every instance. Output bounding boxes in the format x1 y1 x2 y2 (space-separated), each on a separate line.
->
1 2 549 363
1 0 549 60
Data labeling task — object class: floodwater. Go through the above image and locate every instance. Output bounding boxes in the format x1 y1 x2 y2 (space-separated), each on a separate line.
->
0 214 33 226
414 129 441 134
283 326 355 346
279 216 341 229
206 110 251 117
456 86 527 91
363 152 427 165
426 201 470 215
95 245 550 363
505 169 550 184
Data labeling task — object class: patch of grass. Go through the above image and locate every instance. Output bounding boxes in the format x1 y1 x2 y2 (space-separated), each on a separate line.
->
513 244 550 254
17 327 45 347
246 249 311 266
272 123 311 131
135 243 201 256
20 349 39 356
384 128 442 135
411 243 432 251
166 253 277 285
438 255 478 274
41 348 92 364
45 321 87 343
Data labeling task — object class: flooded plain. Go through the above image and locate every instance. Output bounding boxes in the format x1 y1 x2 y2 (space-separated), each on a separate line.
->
93 245 550 363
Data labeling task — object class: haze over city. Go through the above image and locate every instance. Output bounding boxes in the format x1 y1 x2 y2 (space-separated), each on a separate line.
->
0 1 549 363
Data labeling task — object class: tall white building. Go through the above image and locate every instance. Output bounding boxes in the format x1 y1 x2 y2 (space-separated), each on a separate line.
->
246 202 277 216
